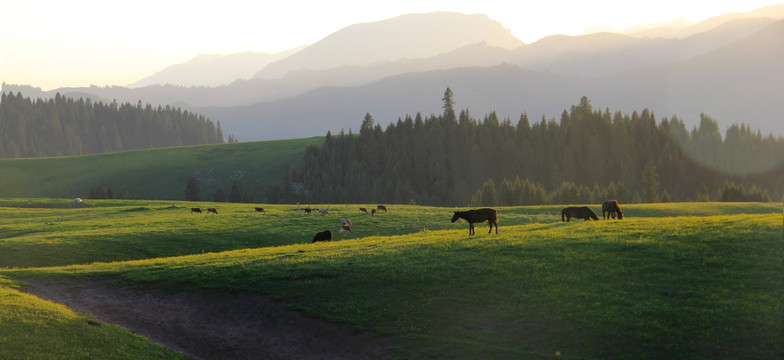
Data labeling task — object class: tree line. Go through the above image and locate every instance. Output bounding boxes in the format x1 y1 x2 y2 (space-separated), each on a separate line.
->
281 89 783 206
0 92 224 158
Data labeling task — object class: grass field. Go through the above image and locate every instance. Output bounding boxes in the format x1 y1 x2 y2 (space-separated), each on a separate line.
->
0 137 322 200
1 200 782 359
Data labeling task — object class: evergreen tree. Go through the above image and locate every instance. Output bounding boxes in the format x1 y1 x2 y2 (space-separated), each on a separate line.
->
442 87 456 123
695 183 710 202
229 181 242 203
214 188 226 202
299 91 784 206
641 161 660 203
0 92 223 158
185 176 200 201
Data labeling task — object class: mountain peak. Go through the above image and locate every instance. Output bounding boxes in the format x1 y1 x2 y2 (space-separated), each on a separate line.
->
254 12 524 79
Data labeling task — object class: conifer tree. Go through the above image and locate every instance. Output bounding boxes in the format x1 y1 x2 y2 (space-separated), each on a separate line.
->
185 177 200 201
229 181 242 203
641 161 660 203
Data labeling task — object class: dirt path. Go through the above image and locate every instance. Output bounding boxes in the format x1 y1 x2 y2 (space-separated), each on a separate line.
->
21 277 395 360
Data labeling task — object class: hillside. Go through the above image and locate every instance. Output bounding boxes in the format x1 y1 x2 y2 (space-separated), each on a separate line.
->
0 138 322 201
0 202 781 359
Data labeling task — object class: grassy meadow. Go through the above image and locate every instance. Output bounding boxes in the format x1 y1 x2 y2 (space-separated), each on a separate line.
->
0 200 782 359
0 137 322 200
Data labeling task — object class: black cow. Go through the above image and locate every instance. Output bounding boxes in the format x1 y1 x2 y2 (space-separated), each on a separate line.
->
207 208 218 214
191 208 202 214
255 207 266 213
561 206 599 222
377 205 387 212
312 230 333 243
451 208 498 235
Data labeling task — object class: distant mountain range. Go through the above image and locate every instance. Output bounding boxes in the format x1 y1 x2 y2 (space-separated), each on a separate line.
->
4 5 784 141
128 48 302 88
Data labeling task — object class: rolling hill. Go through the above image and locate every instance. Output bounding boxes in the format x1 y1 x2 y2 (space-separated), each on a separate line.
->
0 202 781 358
0 138 322 201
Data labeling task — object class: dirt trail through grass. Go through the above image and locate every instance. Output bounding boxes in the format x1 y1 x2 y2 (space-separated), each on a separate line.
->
21 277 394 360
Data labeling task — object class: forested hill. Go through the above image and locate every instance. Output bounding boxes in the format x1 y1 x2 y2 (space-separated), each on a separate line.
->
288 92 784 206
0 92 224 158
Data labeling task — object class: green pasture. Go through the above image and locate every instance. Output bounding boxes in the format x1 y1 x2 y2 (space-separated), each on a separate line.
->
0 137 322 200
0 201 782 359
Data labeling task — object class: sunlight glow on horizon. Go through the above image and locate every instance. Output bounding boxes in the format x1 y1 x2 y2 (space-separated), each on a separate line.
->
2 0 782 91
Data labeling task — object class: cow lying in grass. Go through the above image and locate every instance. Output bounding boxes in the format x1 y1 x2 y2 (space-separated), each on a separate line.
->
339 218 352 233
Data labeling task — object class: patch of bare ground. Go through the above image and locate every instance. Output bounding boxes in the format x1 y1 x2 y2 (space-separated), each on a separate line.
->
20 276 395 360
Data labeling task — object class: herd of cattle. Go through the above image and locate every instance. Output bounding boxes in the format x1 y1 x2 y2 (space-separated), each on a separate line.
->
561 200 624 222
187 200 624 242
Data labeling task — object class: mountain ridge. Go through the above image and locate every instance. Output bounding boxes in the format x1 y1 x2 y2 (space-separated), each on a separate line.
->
4 7 784 141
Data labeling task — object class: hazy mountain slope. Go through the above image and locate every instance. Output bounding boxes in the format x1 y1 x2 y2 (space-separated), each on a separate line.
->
510 17 776 77
129 49 301 88
627 3 784 38
194 64 586 141
591 18 784 134
253 12 523 79
202 20 784 141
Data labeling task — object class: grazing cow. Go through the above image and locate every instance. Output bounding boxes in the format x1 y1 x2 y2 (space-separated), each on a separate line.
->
451 208 498 235
377 205 387 212
359 207 368 213
342 218 353 232
318 208 331 216
561 206 599 222
601 200 624 220
207 208 218 214
191 207 202 214
303 208 312 215
255 207 266 213
371 209 376 216
312 230 332 243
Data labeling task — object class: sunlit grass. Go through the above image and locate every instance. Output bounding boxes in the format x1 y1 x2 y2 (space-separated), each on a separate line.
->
1 201 782 359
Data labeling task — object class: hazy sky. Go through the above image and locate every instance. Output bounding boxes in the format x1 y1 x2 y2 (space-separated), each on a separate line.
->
2 0 781 90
